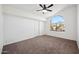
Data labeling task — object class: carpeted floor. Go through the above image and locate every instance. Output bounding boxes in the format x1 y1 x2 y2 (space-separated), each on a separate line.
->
2 35 79 54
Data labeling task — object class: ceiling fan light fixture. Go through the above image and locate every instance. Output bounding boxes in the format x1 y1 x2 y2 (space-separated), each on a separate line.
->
42 10 47 13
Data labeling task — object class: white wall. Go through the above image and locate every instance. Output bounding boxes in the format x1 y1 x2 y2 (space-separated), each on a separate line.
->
4 13 45 45
45 5 77 41
77 5 79 48
0 5 3 53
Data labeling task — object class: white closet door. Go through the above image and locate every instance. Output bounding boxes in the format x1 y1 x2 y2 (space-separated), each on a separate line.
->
39 21 45 35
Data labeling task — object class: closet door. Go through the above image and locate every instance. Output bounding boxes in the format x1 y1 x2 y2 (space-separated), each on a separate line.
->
39 21 45 35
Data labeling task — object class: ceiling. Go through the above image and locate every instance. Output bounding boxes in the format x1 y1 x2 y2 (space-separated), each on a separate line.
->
3 4 73 19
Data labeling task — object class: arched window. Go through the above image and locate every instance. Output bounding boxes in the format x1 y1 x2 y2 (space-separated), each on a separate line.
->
50 15 65 31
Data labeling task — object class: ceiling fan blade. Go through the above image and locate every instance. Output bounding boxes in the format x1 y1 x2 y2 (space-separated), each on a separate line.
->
44 4 46 9
47 4 53 8
39 4 44 8
46 9 52 12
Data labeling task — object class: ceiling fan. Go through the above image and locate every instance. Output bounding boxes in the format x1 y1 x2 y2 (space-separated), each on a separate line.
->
36 4 53 14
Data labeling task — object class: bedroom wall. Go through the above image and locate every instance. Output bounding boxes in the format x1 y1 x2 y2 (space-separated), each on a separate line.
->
4 13 45 45
77 5 79 48
0 5 3 53
45 5 77 41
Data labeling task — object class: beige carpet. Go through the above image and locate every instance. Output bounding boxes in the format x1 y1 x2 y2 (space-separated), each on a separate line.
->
2 35 79 54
